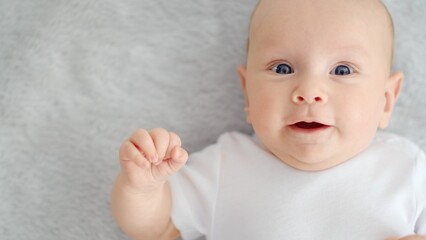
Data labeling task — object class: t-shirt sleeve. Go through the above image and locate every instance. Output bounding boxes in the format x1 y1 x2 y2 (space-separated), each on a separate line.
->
414 149 426 235
168 140 222 240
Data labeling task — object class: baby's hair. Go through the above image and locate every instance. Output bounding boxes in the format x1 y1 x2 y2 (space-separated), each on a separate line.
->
245 0 395 70
378 0 395 68
245 0 262 54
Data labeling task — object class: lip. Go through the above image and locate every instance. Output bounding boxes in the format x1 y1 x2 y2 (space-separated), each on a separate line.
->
288 121 332 133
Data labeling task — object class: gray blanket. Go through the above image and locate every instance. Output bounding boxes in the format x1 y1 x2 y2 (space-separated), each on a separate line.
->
0 0 425 239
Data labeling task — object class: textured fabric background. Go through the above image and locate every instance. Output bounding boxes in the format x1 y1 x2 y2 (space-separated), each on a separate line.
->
0 0 424 239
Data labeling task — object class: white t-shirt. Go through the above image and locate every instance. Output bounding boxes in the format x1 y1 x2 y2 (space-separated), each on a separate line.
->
169 131 426 240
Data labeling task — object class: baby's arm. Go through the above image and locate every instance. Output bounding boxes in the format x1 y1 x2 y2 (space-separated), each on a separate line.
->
111 128 188 240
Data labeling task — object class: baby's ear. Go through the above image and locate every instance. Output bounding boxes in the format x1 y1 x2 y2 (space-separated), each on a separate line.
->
379 71 404 129
237 66 251 123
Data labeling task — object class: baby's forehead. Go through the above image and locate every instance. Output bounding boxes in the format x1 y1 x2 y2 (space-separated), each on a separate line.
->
250 0 393 36
248 0 394 64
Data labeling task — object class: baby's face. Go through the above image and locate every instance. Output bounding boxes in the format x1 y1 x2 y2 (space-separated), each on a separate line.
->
239 0 403 171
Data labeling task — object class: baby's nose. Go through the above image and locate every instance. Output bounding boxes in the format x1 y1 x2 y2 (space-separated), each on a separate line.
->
291 88 328 105
292 95 327 104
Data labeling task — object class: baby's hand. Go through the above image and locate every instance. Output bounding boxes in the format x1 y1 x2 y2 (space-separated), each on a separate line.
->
118 128 188 194
386 235 426 240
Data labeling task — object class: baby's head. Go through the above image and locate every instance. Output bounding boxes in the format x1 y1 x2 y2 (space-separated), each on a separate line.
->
239 0 404 171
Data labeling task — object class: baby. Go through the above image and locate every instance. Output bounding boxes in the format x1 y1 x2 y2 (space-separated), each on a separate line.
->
111 0 426 239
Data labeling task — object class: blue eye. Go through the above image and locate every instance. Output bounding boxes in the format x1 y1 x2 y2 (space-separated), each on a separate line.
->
332 65 353 75
272 63 294 75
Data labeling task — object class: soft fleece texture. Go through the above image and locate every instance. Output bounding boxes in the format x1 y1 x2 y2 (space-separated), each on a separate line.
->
0 0 424 239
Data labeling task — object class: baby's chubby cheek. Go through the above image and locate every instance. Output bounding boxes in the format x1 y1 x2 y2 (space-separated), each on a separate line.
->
336 100 382 145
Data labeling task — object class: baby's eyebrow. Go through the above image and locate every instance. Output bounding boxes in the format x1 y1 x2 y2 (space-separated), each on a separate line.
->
334 45 370 58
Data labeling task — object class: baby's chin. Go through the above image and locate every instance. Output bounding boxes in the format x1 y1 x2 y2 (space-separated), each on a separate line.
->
270 133 375 172
283 158 348 172
275 150 359 172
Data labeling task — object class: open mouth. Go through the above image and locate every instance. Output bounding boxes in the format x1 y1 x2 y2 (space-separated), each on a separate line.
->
292 121 328 130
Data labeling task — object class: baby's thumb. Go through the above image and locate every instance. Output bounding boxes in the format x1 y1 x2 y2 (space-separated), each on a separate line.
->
169 146 188 172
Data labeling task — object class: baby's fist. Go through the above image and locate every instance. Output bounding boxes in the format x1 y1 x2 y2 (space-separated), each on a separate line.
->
119 128 188 192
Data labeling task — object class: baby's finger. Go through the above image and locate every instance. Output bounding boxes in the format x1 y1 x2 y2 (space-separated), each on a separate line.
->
168 146 188 172
149 128 170 164
165 132 182 160
129 129 158 163
151 146 188 181
119 140 150 169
